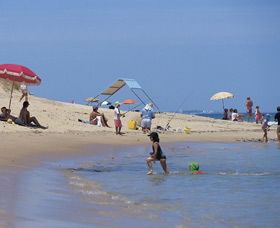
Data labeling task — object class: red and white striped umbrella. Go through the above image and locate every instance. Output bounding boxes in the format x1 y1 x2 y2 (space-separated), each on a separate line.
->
0 64 42 108
0 64 41 85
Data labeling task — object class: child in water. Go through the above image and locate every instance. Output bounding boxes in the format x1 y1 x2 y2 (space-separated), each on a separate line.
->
146 132 169 175
261 114 271 142
188 162 203 175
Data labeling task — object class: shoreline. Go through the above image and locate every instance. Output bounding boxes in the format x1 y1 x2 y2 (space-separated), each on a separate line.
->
0 128 277 168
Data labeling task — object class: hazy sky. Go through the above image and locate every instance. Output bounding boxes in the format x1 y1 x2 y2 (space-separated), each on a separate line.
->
1 0 279 112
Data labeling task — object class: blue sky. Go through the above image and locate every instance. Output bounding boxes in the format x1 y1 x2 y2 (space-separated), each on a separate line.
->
1 0 279 112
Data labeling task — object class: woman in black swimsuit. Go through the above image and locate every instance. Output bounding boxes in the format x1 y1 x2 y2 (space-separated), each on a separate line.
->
146 132 169 175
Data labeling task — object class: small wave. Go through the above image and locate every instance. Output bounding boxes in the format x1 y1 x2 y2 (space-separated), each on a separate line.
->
218 172 271 176
80 189 106 196
69 181 86 187
66 167 112 173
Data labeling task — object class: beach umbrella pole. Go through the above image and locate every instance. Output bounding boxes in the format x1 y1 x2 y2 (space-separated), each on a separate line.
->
222 99 224 110
8 81 15 109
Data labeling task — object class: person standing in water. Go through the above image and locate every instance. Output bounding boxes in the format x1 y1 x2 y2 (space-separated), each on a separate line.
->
146 132 169 175
261 114 271 143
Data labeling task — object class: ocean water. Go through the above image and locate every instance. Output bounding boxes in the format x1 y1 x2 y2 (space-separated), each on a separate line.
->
193 112 276 122
11 142 280 228
63 142 280 227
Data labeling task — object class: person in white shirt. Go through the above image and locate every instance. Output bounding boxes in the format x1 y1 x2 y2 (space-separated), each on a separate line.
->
114 102 125 135
231 109 238 121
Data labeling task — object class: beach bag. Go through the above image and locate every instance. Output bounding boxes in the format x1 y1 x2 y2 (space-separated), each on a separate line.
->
128 120 136 130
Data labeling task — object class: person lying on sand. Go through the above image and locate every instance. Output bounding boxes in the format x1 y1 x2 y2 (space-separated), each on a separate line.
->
14 101 48 129
0 107 7 120
0 107 16 122
89 106 110 127
6 109 17 122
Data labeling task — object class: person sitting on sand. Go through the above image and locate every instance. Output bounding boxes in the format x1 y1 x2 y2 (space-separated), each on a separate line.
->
6 109 17 122
188 162 203 175
231 109 243 122
146 132 169 175
89 106 110 127
228 108 233 120
231 109 238 121
222 108 229 120
14 101 47 129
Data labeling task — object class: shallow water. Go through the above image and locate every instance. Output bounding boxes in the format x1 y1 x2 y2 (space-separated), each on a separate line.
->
10 142 280 228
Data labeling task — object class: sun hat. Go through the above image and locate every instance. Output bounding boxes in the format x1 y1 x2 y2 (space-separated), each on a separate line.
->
115 101 121 105
144 103 153 111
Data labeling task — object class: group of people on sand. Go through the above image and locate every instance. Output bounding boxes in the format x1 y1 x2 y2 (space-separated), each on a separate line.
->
84 102 126 135
0 101 47 129
222 96 280 143
83 101 156 135
222 108 244 121
262 106 280 143
245 97 280 143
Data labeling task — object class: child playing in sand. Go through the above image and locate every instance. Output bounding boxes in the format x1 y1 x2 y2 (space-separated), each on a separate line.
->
261 114 271 142
146 132 169 175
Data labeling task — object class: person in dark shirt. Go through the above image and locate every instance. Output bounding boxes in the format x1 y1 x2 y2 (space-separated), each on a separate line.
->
222 108 229 120
146 132 169 175
275 106 280 142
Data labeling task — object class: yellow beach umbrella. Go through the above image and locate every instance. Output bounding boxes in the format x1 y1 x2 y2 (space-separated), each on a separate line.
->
210 92 234 109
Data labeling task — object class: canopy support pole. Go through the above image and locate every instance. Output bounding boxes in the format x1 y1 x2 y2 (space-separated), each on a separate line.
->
222 99 224 110
130 89 146 106
140 89 160 113
8 81 15 109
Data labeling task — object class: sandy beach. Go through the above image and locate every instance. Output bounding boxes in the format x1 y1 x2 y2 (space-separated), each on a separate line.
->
0 85 277 168
0 85 278 227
